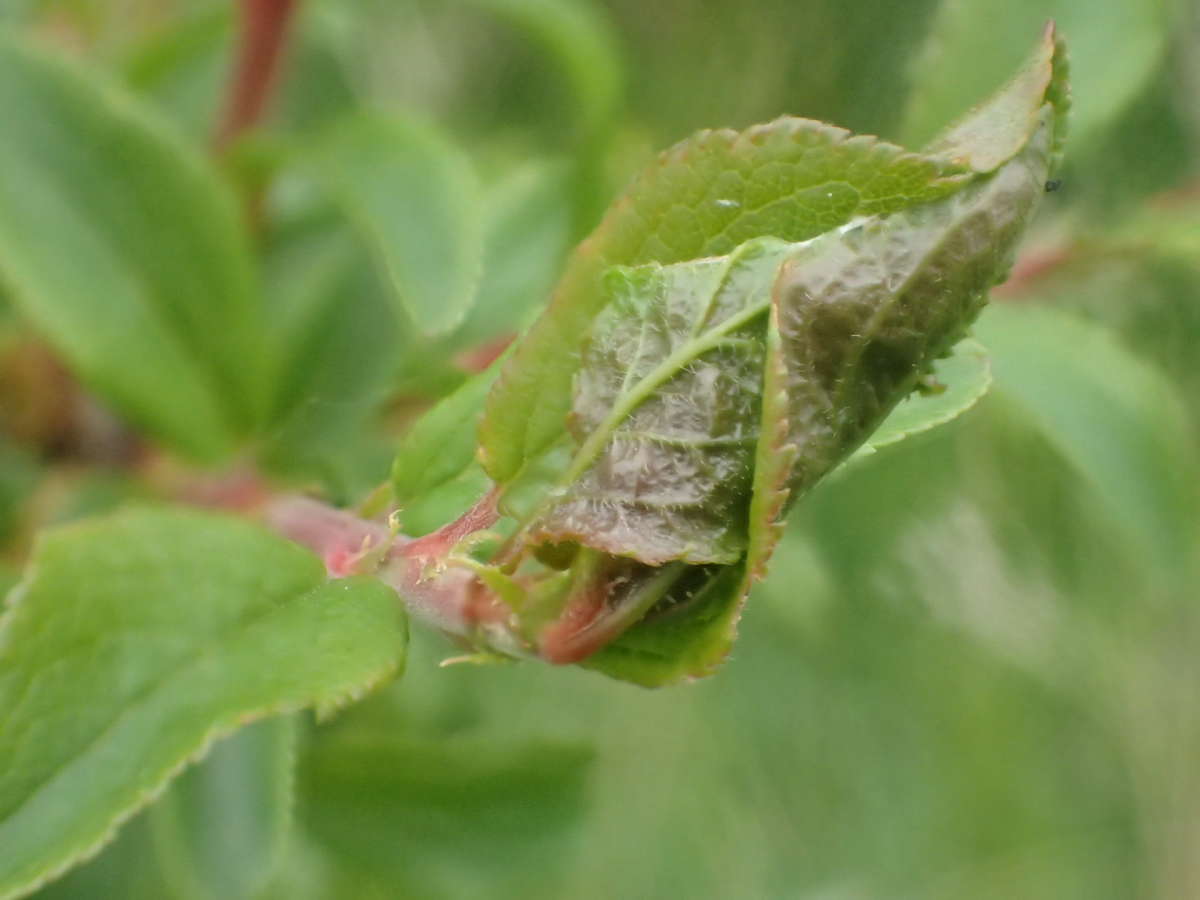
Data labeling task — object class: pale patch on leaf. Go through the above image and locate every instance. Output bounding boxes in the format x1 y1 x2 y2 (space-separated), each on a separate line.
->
480 118 971 485
532 239 795 565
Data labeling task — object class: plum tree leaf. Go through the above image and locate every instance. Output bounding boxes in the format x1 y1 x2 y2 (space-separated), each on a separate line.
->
479 114 972 485
847 338 992 464
530 238 795 565
392 363 503 536
774 114 1051 500
526 115 1046 569
0 33 263 461
924 21 1068 173
904 3 1149 152
0 509 406 900
586 308 802 688
378 26 1067 686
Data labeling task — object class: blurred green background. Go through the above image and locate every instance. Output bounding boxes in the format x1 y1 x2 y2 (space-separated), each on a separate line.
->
2 0 1199 897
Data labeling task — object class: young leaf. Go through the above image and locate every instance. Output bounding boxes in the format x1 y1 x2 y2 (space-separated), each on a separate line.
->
580 563 747 686
0 34 264 461
0 509 406 900
903 1 1154 151
257 222 401 495
375 26 1067 685
304 113 483 336
530 238 796 565
923 22 1067 173
479 115 972 485
846 337 992 463
775 113 1051 500
392 363 502 536
586 307 803 689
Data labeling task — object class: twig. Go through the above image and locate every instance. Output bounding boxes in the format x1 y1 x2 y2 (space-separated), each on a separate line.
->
213 0 299 150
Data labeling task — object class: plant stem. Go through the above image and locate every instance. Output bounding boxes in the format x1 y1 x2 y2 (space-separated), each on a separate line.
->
214 0 299 150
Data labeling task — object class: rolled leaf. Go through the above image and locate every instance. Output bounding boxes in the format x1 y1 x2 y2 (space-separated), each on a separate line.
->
531 238 795 565
382 25 1069 685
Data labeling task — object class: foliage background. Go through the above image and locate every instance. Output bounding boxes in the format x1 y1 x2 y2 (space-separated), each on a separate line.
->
1 0 1198 897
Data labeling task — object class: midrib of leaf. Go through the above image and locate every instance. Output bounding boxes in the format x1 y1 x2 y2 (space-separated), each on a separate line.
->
555 294 771 492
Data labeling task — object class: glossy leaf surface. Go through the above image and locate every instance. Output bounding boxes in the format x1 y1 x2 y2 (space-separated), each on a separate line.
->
533 239 794 565
479 115 972 484
775 114 1050 500
382 26 1068 685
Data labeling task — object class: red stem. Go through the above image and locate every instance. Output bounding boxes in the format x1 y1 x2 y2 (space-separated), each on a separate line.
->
214 0 298 149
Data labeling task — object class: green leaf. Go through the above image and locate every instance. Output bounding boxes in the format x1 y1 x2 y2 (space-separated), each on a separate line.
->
978 304 1200 569
0 34 263 462
530 238 795 565
463 160 573 345
148 717 296 900
902 3 1164 151
847 337 993 463
411 28 1071 684
774 114 1051 501
305 113 483 336
257 221 401 495
29 815 172 900
739 304 798 595
924 22 1068 173
392 363 502 537
581 563 746 687
121 8 230 143
480 115 971 485
0 508 406 900
576 338 990 688
534 115 1048 568
587 305 803 690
